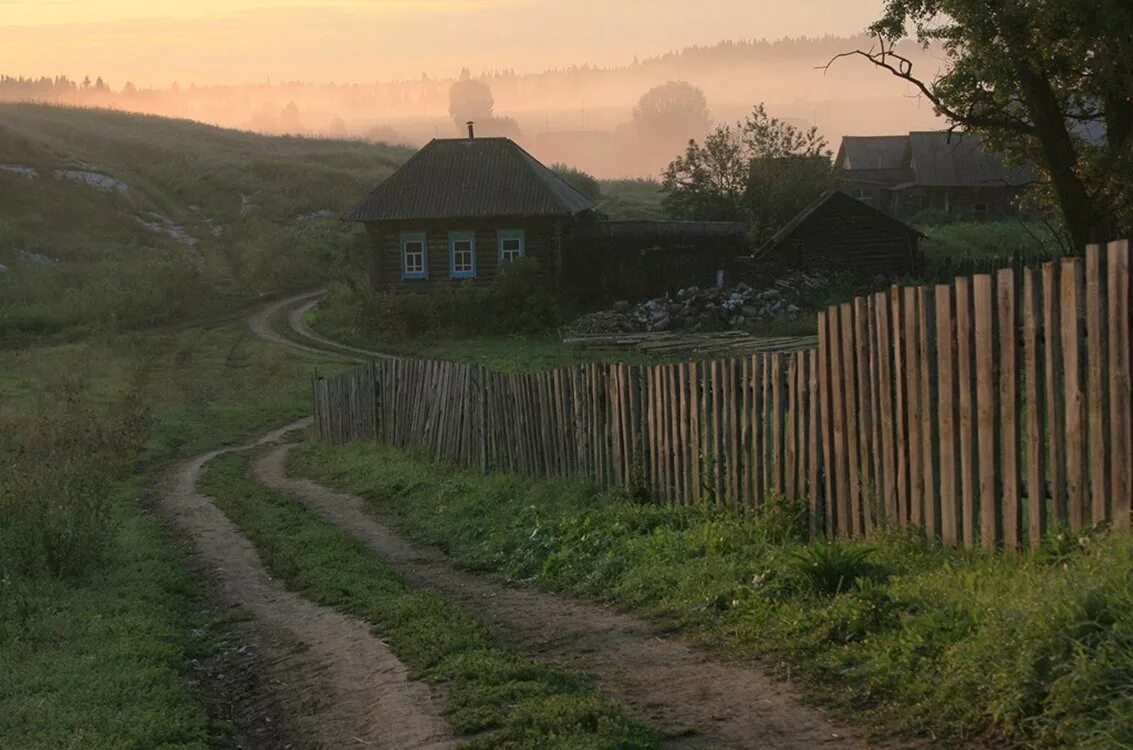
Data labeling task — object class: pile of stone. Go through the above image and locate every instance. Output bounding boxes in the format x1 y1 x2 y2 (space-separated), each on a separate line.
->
569 271 831 335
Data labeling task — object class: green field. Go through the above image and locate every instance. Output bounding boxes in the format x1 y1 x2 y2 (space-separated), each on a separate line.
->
0 102 411 345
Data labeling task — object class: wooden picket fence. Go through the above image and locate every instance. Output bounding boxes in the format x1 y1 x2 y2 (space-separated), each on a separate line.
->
312 241 1132 548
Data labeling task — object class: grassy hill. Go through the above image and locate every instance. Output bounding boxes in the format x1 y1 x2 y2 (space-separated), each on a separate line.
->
0 103 413 344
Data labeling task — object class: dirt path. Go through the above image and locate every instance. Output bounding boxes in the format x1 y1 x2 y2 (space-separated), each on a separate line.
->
245 290 368 362
158 422 453 750
287 296 394 360
255 442 883 750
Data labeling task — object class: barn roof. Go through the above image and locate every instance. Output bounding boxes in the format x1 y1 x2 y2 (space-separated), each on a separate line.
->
835 135 909 171
759 190 922 255
906 131 1033 188
344 137 597 222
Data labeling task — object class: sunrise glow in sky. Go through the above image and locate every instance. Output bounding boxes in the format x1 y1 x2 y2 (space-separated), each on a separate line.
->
2 0 886 86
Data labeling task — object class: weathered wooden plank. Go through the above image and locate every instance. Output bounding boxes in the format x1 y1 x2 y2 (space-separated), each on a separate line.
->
997 269 1021 549
751 354 765 510
713 359 725 504
839 305 862 534
828 306 850 536
665 363 676 502
890 287 909 527
935 284 959 545
918 286 939 540
1042 262 1067 526
805 350 820 533
853 297 875 533
740 357 752 508
1108 240 1132 531
1060 258 1087 531
1084 246 1109 524
728 359 741 506
785 354 799 502
866 295 883 530
816 316 833 535
1021 270 1046 545
903 287 923 533
974 274 999 549
689 362 701 504
954 277 977 547
874 292 896 527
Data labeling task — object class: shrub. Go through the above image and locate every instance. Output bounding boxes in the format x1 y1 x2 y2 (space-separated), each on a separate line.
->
789 543 883 596
549 164 602 202
351 256 562 340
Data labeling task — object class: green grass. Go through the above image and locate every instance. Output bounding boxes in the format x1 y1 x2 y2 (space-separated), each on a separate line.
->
917 220 1067 261
292 443 1133 749
307 281 665 372
0 476 211 750
0 103 412 344
201 452 661 749
597 179 667 221
0 320 353 748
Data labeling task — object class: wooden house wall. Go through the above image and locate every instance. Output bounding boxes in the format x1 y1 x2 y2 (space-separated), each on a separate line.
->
891 185 1022 221
366 218 560 292
781 207 919 276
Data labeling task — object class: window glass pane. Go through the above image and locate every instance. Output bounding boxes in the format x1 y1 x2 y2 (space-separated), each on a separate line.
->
403 239 424 275
452 237 474 274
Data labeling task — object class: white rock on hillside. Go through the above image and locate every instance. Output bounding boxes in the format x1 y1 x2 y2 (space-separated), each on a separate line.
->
136 212 199 247
297 209 336 222
53 169 128 195
0 164 38 180
0 263 8 274
15 250 58 267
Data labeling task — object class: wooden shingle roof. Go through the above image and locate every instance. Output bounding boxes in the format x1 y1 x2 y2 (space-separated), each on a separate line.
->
835 135 909 171
344 137 597 222
759 190 922 255
906 131 1033 188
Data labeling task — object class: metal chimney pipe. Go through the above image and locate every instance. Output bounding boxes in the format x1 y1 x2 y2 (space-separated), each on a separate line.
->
467 121 475 139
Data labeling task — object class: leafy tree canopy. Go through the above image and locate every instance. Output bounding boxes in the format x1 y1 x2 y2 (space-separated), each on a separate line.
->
661 104 838 244
449 68 494 127
550 163 602 202
632 81 711 143
840 0 1133 249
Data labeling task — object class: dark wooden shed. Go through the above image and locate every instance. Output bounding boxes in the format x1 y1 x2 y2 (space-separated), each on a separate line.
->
756 190 923 276
567 220 748 300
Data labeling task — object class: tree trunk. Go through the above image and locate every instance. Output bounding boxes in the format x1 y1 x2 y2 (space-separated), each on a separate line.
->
1014 62 1103 250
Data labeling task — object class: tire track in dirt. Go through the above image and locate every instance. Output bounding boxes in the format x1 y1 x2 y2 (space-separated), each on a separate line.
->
245 290 369 362
159 421 453 750
254 442 887 750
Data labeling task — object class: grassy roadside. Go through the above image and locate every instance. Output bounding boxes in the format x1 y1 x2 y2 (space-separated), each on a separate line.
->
0 322 352 748
201 452 661 749
293 442 1133 749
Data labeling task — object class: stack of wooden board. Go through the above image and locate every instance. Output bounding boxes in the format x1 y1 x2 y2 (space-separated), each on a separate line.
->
562 331 818 357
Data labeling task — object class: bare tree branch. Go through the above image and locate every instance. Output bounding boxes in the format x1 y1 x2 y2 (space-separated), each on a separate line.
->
820 35 1037 135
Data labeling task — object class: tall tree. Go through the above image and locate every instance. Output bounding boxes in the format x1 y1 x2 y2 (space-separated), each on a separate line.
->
448 68 494 131
662 104 837 243
835 0 1133 249
632 81 711 144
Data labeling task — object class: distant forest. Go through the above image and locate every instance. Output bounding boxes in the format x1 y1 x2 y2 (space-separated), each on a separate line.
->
0 35 943 178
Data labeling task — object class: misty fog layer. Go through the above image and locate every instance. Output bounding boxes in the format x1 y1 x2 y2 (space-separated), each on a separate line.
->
1 37 945 178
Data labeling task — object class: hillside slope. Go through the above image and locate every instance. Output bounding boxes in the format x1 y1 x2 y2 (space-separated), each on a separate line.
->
0 103 412 343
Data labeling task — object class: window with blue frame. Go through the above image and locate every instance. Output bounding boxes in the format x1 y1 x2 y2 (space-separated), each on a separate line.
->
400 232 427 279
449 231 477 279
498 229 525 266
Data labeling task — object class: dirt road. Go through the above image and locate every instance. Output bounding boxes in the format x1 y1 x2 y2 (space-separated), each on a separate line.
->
158 421 452 749
253 441 876 750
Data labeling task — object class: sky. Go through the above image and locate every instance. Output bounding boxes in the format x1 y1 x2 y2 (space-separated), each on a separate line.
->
1 0 888 86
